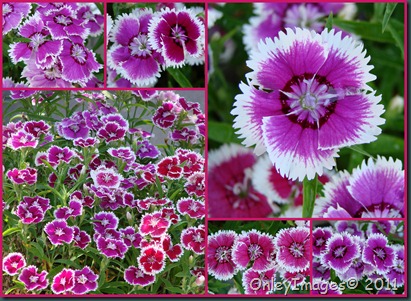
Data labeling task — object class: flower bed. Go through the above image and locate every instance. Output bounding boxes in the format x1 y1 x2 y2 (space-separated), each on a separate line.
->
2 90 205 295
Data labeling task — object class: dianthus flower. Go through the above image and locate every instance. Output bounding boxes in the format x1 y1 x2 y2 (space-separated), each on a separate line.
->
232 230 275 271
148 8 204 67
208 144 273 217
232 28 384 180
274 227 310 272
315 156 404 218
207 230 237 280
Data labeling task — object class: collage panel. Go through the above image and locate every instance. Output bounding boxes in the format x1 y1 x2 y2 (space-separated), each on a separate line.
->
2 90 205 295
208 2 405 219
0 0 408 299
107 2 205 88
312 220 405 296
2 3 104 88
207 220 311 296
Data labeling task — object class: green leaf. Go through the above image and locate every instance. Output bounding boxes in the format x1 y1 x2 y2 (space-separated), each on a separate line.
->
332 19 395 43
161 277 184 294
374 3 386 20
382 3 398 32
302 175 318 218
386 19 404 57
29 242 46 260
3 227 21 237
100 287 125 294
167 68 193 88
325 12 333 31
208 121 241 144
48 265 64 280
54 259 81 269
363 133 404 157
155 175 164 199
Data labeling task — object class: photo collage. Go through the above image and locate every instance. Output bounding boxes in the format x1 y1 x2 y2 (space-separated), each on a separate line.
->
1 1 407 298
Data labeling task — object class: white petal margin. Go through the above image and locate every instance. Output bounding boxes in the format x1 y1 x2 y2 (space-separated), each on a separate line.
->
231 83 269 156
208 143 255 170
252 155 291 205
262 114 339 181
318 91 385 150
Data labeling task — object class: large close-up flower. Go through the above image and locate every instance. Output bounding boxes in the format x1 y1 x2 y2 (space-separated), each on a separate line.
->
232 28 384 181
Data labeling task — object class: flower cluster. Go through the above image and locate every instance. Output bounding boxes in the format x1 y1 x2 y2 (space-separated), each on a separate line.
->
3 90 205 294
313 221 404 295
108 3 205 87
208 143 330 218
314 156 404 218
3 3 103 87
208 222 310 295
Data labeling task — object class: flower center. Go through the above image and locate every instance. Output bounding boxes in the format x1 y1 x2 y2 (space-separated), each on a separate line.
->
135 270 144 278
3 4 13 16
60 277 66 286
373 247 386 260
29 33 47 49
101 218 109 226
215 246 231 263
248 244 263 261
44 65 62 81
315 238 325 247
147 256 157 264
284 4 325 32
193 233 204 243
129 35 151 57
55 228 65 236
30 275 39 283
19 136 28 144
106 242 116 250
54 14 73 26
102 173 113 183
70 44 88 65
280 74 337 129
333 246 347 258
69 124 80 133
289 242 304 258
188 202 199 212
77 274 88 284
149 217 159 227
82 10 94 21
11 262 19 268
394 260 404 273
171 25 187 45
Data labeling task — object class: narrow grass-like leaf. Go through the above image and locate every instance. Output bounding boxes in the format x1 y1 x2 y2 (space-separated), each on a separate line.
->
325 12 333 31
332 19 395 43
382 3 398 33
302 175 318 218
167 68 193 88
3 227 21 237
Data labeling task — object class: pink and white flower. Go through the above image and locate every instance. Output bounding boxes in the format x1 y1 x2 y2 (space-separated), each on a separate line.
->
148 8 204 67
51 268 75 294
90 166 124 189
18 265 49 291
138 246 166 275
44 219 74 245
124 265 155 286
2 252 26 276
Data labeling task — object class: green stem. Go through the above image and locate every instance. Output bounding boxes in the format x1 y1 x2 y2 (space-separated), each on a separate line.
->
302 175 318 218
